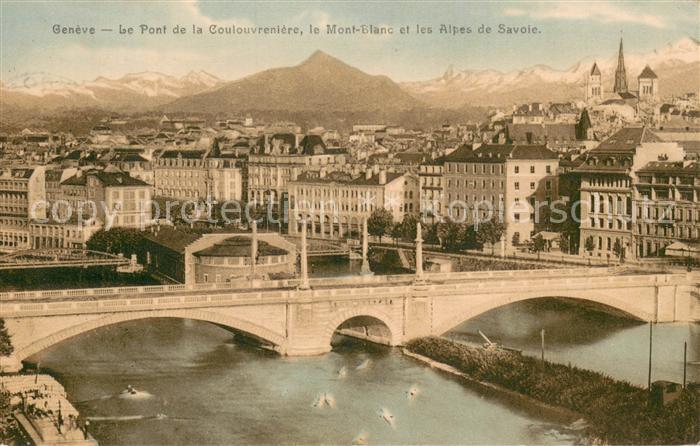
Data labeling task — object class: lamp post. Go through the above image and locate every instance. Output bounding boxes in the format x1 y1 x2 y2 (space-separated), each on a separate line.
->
299 219 310 290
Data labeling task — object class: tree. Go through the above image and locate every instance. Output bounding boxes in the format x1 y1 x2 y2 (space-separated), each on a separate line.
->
476 217 506 255
559 232 571 254
390 223 403 245
86 228 143 256
400 215 418 242
0 319 13 357
584 236 595 256
532 234 546 260
612 239 625 262
436 221 463 252
367 208 394 243
423 223 440 245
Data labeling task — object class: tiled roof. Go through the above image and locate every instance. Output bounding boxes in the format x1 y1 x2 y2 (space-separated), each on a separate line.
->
142 227 201 253
160 150 206 159
637 161 700 175
61 170 149 187
591 127 661 153
445 143 557 163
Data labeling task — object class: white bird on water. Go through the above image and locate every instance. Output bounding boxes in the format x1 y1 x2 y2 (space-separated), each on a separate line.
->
407 385 420 400
324 392 336 408
338 366 348 378
378 408 396 429
355 359 370 371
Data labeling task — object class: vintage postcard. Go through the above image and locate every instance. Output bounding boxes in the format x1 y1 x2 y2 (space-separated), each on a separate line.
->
0 1 698 445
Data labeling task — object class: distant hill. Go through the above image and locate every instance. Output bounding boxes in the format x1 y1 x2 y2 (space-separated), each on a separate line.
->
162 51 423 113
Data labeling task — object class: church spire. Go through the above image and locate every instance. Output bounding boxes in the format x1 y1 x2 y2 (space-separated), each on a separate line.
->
613 37 628 94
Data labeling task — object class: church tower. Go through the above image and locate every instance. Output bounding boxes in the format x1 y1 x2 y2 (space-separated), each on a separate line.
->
613 38 629 94
586 62 603 103
637 65 658 101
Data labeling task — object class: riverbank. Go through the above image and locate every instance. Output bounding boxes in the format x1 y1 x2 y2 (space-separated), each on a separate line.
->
0 374 97 445
405 337 699 445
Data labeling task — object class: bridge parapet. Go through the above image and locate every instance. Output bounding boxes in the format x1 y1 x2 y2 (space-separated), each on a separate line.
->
0 266 637 302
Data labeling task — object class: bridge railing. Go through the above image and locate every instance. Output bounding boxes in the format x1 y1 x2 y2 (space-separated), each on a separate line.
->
0 266 678 303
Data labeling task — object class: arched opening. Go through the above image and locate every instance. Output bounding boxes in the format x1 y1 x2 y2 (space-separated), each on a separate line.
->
439 296 681 387
16 310 286 366
329 315 395 350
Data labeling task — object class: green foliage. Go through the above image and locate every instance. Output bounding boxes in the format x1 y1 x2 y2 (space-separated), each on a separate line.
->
367 208 394 243
613 239 624 261
422 223 440 245
532 234 546 258
407 337 699 445
511 232 520 246
390 223 403 244
0 390 22 444
400 215 418 242
86 227 144 256
476 217 506 254
0 319 13 357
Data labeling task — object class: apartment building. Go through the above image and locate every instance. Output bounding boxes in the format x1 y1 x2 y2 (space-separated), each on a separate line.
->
576 127 684 259
288 169 419 238
0 166 45 252
443 144 558 246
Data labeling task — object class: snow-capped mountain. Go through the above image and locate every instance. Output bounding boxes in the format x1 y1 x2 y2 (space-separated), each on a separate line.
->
402 37 700 108
1 70 223 110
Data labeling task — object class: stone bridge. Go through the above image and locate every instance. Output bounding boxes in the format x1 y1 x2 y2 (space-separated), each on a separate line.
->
1 266 698 373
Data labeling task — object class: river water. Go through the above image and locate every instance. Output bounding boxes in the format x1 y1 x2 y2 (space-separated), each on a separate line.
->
27 258 698 445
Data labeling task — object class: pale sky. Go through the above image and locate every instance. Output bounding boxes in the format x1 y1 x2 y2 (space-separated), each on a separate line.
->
0 1 698 83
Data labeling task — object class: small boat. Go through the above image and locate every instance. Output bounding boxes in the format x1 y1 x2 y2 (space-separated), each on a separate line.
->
121 385 137 396
352 431 369 445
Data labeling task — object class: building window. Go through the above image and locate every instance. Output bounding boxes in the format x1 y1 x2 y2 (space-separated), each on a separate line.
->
515 182 520 190
514 166 519 174
530 166 535 174
546 165 551 174
530 182 535 190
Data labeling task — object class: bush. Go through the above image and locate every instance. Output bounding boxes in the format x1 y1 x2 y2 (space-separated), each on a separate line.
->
406 337 698 444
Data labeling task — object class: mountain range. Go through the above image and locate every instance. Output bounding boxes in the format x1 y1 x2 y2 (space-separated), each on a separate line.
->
403 37 700 107
0 70 223 111
1 37 698 115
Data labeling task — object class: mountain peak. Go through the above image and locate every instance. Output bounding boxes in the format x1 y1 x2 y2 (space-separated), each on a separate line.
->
301 50 343 67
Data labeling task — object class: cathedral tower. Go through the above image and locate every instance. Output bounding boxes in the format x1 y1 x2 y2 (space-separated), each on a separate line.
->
613 38 628 94
586 62 603 102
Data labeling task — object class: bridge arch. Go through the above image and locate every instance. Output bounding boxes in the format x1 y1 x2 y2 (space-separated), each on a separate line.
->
433 289 654 336
324 307 401 347
14 309 287 363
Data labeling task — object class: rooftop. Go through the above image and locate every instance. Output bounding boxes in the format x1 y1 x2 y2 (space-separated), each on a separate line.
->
194 236 288 257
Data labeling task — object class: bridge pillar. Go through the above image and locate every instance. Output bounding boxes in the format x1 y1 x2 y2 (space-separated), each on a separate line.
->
0 355 22 373
401 287 434 342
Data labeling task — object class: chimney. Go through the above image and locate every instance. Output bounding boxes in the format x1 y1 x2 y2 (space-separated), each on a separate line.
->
365 169 372 180
379 170 387 185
